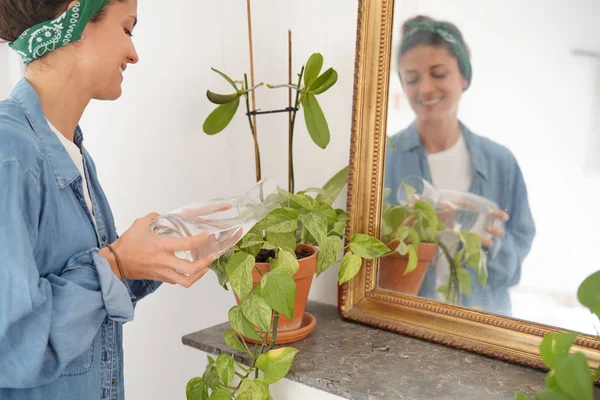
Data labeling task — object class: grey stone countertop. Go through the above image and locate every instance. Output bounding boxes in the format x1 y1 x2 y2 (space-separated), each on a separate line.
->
182 301 599 400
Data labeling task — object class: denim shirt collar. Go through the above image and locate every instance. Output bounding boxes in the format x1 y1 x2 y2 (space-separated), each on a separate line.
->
398 120 489 180
10 78 84 189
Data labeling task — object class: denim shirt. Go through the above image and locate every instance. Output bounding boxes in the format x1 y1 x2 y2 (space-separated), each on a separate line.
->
0 79 161 399
384 121 536 315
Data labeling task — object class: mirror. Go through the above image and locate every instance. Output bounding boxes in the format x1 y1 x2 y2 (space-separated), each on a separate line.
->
340 0 600 373
381 0 600 335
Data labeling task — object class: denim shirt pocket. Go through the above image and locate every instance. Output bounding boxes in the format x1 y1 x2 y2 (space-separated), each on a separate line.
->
59 337 95 377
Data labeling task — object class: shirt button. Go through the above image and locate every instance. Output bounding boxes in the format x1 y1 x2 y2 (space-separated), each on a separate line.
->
101 234 107 243
112 379 117 387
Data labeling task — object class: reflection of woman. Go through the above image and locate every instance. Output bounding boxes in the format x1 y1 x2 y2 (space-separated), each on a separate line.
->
384 15 536 315
0 1 218 398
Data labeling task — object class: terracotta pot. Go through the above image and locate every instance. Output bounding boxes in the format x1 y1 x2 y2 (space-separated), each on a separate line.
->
377 242 437 295
236 244 318 333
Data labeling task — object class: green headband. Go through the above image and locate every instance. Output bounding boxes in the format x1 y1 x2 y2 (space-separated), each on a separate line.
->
9 0 108 65
400 20 472 88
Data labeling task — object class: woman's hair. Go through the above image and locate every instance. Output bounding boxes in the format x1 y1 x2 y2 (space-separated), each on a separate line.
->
398 15 472 85
0 0 120 42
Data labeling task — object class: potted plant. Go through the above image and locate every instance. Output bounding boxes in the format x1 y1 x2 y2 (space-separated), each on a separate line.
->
378 184 488 304
186 48 388 399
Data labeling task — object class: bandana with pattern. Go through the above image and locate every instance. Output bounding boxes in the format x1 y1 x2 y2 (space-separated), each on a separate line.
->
9 0 108 65
400 20 473 88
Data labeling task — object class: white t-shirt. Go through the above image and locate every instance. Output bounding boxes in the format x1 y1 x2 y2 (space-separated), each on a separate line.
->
47 120 96 225
426 133 472 300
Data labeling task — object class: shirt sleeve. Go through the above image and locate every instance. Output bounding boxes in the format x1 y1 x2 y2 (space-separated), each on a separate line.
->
0 161 133 389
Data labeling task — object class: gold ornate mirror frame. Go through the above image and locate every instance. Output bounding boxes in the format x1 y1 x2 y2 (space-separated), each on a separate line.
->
339 0 600 373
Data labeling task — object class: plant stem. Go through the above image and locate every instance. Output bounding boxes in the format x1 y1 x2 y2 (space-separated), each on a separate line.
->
267 84 300 89
289 66 304 194
244 74 262 182
240 334 252 356
438 241 461 304
246 0 259 184
249 331 269 379
267 312 281 352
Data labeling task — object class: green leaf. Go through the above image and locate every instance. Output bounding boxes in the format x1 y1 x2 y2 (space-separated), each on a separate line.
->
301 94 330 149
304 53 323 88
554 352 594 400
413 200 438 229
239 233 263 258
477 250 488 287
317 166 348 205
401 182 416 203
460 232 481 269
456 267 472 296
299 211 328 245
387 136 397 151
382 206 407 237
349 233 389 259
394 240 409 256
202 365 219 391
331 221 347 237
223 329 246 352
577 270 600 320
545 369 561 392
317 203 338 226
206 90 240 105
211 67 238 90
241 294 272 332
317 235 343 276
272 250 300 275
437 284 450 299
255 208 299 233
186 377 208 400
404 244 418 275
338 251 363 284
228 306 260 340
539 333 578 369
256 347 299 384
225 252 255 299
261 269 296 320
203 97 240 135
207 355 216 366
287 192 318 211
265 231 296 254
236 378 269 400
210 250 233 289
308 68 338 95
216 354 235 387
209 389 232 400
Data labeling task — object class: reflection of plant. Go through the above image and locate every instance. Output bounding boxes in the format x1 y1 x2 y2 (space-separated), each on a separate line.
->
202 53 337 194
187 177 388 400
516 271 600 400
381 185 487 304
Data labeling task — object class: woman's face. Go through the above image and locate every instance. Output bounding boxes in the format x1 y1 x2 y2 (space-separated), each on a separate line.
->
75 0 139 100
398 45 467 124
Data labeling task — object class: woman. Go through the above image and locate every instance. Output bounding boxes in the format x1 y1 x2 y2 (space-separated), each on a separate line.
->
384 15 536 315
0 1 218 398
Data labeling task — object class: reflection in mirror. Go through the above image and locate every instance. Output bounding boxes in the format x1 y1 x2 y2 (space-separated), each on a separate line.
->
379 0 600 335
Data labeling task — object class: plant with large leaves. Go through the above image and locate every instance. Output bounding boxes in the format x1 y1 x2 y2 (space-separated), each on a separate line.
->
380 185 487 305
202 53 337 194
515 271 600 400
186 172 388 400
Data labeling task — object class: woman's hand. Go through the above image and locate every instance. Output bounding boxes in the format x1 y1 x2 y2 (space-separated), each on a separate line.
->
100 213 217 287
482 210 509 248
